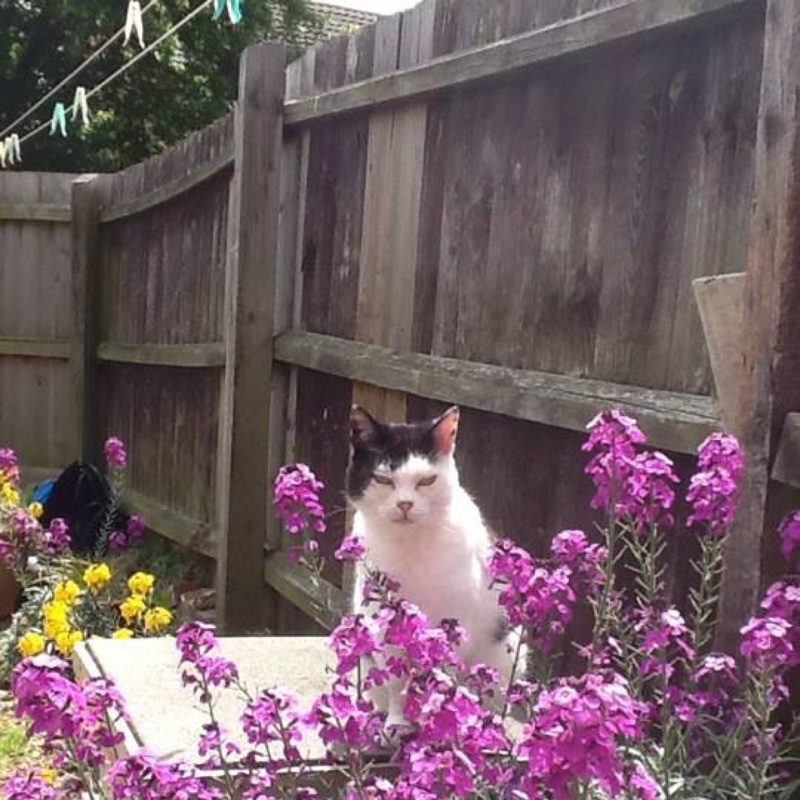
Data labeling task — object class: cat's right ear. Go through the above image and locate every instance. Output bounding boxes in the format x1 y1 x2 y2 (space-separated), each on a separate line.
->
350 406 379 445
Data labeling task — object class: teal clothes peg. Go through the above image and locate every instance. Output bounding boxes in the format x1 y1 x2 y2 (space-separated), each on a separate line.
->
213 0 242 24
50 102 67 137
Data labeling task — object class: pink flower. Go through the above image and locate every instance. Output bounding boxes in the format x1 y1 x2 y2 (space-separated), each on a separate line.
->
687 433 744 538
740 616 795 667
330 614 384 675
335 535 366 561
273 464 326 535
104 437 127 472
3 768 62 800
516 672 645 798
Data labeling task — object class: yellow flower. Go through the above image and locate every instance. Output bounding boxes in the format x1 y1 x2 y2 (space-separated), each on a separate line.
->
27 501 44 519
55 629 83 656
120 594 146 623
43 600 70 639
1 482 20 505
40 768 58 785
143 607 173 634
112 628 134 640
127 572 155 596
83 563 111 593
18 631 46 658
54 580 81 606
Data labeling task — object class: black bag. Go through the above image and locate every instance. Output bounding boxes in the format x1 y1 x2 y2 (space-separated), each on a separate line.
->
41 462 128 555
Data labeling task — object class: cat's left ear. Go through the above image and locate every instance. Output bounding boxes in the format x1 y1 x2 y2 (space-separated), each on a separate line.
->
431 406 459 455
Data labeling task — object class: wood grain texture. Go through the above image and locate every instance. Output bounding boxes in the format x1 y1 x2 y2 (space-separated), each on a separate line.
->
275 331 719 454
718 0 800 650
215 44 285 635
0 173 75 470
284 0 755 127
96 342 225 368
773 414 800 490
71 174 104 464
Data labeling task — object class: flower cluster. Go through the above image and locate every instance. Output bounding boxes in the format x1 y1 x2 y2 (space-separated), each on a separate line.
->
516 672 647 799
4 412 799 800
687 433 744 537
104 437 128 473
109 514 145 551
488 538 576 652
15 564 173 662
583 410 679 530
0 447 71 575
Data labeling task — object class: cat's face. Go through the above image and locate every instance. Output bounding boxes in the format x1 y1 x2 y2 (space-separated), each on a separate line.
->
346 406 460 529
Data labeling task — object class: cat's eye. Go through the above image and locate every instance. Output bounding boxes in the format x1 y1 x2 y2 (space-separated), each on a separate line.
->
417 475 438 487
373 474 394 487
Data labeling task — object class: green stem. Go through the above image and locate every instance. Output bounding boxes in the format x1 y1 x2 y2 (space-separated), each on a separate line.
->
501 632 526 721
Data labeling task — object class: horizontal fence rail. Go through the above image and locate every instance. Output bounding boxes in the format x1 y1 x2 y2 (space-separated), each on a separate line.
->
283 0 758 128
274 331 720 454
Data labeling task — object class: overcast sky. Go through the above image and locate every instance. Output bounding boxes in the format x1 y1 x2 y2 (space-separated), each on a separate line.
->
314 0 419 13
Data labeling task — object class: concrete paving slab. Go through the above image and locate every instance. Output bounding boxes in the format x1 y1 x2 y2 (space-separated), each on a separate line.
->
74 636 334 765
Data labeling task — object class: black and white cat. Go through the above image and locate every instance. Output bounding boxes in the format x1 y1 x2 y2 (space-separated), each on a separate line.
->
346 404 524 724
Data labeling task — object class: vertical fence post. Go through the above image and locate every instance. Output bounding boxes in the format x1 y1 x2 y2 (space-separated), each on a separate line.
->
71 174 102 464
216 43 286 634
717 0 800 650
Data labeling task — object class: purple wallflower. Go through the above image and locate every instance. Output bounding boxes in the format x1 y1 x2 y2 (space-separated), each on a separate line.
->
3 769 63 800
551 529 607 592
489 539 575 651
42 518 70 554
241 687 304 762
107 751 223 800
11 656 127 771
687 433 744 538
0 447 20 483
305 680 384 752
330 614 384 675
273 464 326 535
779 511 800 561
584 410 678 529
104 437 128 472
177 622 239 702
335 535 366 561
740 616 795 668
516 672 646 799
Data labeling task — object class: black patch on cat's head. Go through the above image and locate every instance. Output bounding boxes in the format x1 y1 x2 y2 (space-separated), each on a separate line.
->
346 406 458 500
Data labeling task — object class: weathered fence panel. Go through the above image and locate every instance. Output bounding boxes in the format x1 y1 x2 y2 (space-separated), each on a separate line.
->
0 173 76 475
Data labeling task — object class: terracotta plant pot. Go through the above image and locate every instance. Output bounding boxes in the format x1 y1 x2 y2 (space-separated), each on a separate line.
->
0 560 20 619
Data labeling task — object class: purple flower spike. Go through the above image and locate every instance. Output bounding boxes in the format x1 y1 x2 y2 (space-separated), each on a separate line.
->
273 464 327 536
687 432 744 538
104 436 128 472
335 535 366 561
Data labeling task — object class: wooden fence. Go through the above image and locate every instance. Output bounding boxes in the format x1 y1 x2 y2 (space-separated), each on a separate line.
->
1 0 799 645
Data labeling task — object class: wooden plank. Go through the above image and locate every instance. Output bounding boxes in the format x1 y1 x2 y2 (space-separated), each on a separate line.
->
0 203 71 223
122 488 217 559
96 342 226 368
262 553 346 631
719 0 800 649
275 331 719 453
773 413 800 490
70 174 104 464
0 338 71 359
215 44 285 635
284 0 755 128
99 149 234 223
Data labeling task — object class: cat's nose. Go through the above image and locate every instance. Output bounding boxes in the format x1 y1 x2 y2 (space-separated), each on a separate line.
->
396 500 414 516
